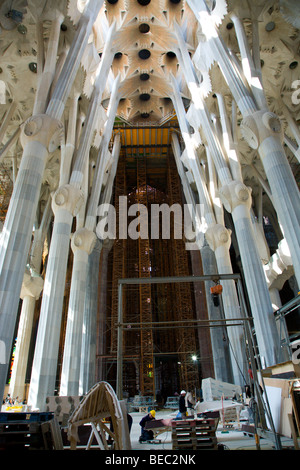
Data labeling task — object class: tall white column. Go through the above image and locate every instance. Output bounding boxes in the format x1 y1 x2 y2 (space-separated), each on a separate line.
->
80 239 103 394
0 0 103 402
0 115 63 403
187 0 300 288
173 23 283 367
9 200 52 400
33 11 64 115
95 239 114 383
240 111 300 285
60 228 97 396
28 188 84 409
28 23 119 408
8 272 43 401
205 224 247 385
200 239 233 383
171 115 245 384
171 134 233 381
60 103 120 396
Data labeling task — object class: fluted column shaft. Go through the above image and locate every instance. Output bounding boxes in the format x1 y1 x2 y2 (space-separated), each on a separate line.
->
9 269 44 401
174 22 283 367
28 26 119 408
171 133 236 381
9 201 51 400
28 190 83 410
205 225 247 385
81 240 103 393
9 296 36 400
200 241 233 383
187 0 300 288
60 228 97 396
171 84 248 378
0 116 63 403
46 0 104 120
0 1 103 402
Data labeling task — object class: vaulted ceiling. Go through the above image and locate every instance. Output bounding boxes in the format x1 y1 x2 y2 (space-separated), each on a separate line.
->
0 0 299 213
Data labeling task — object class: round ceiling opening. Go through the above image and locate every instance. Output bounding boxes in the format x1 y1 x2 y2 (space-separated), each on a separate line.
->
139 23 150 33
140 93 151 101
139 49 151 59
140 73 150 81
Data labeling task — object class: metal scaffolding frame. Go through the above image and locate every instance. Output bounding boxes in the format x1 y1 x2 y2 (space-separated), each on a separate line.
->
166 155 198 391
136 157 155 397
116 273 283 450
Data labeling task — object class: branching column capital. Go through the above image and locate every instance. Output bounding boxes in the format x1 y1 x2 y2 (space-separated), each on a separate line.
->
219 180 252 213
51 184 84 217
71 227 97 255
205 223 232 251
20 269 44 300
240 110 284 150
20 114 64 152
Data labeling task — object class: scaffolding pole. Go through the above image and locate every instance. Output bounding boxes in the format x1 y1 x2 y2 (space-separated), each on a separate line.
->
116 273 283 450
167 156 198 391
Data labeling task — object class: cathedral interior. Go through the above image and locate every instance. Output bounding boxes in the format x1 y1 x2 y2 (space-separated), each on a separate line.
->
0 0 300 449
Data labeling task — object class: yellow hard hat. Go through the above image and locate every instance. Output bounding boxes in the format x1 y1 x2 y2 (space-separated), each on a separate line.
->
150 410 156 417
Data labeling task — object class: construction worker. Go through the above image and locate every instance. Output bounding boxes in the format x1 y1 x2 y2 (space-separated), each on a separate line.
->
177 390 187 418
139 409 156 442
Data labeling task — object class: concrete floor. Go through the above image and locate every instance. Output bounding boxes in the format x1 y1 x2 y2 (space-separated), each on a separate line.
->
128 409 297 451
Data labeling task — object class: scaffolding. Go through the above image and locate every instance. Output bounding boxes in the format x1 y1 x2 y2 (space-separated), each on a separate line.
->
136 157 155 397
106 153 200 398
167 157 199 392
116 273 283 450
110 153 127 354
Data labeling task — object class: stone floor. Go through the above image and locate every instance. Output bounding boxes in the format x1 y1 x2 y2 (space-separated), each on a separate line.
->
128 409 297 451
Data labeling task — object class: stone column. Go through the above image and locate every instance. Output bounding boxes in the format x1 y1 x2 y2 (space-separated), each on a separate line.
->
189 249 215 379
28 185 84 410
8 271 44 400
219 180 281 367
60 228 97 396
80 239 103 394
0 115 63 403
59 89 120 397
240 111 300 286
200 240 233 384
173 25 283 366
96 239 114 383
33 11 64 115
171 94 245 382
28 28 118 408
187 0 300 288
205 224 247 385
0 0 103 402
9 199 52 400
69 20 117 187
84 74 121 231
46 0 104 119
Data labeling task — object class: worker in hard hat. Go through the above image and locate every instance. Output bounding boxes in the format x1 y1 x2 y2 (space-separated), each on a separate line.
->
139 409 156 442
176 390 187 419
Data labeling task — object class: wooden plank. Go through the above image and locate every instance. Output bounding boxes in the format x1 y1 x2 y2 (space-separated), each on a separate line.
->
288 414 299 450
